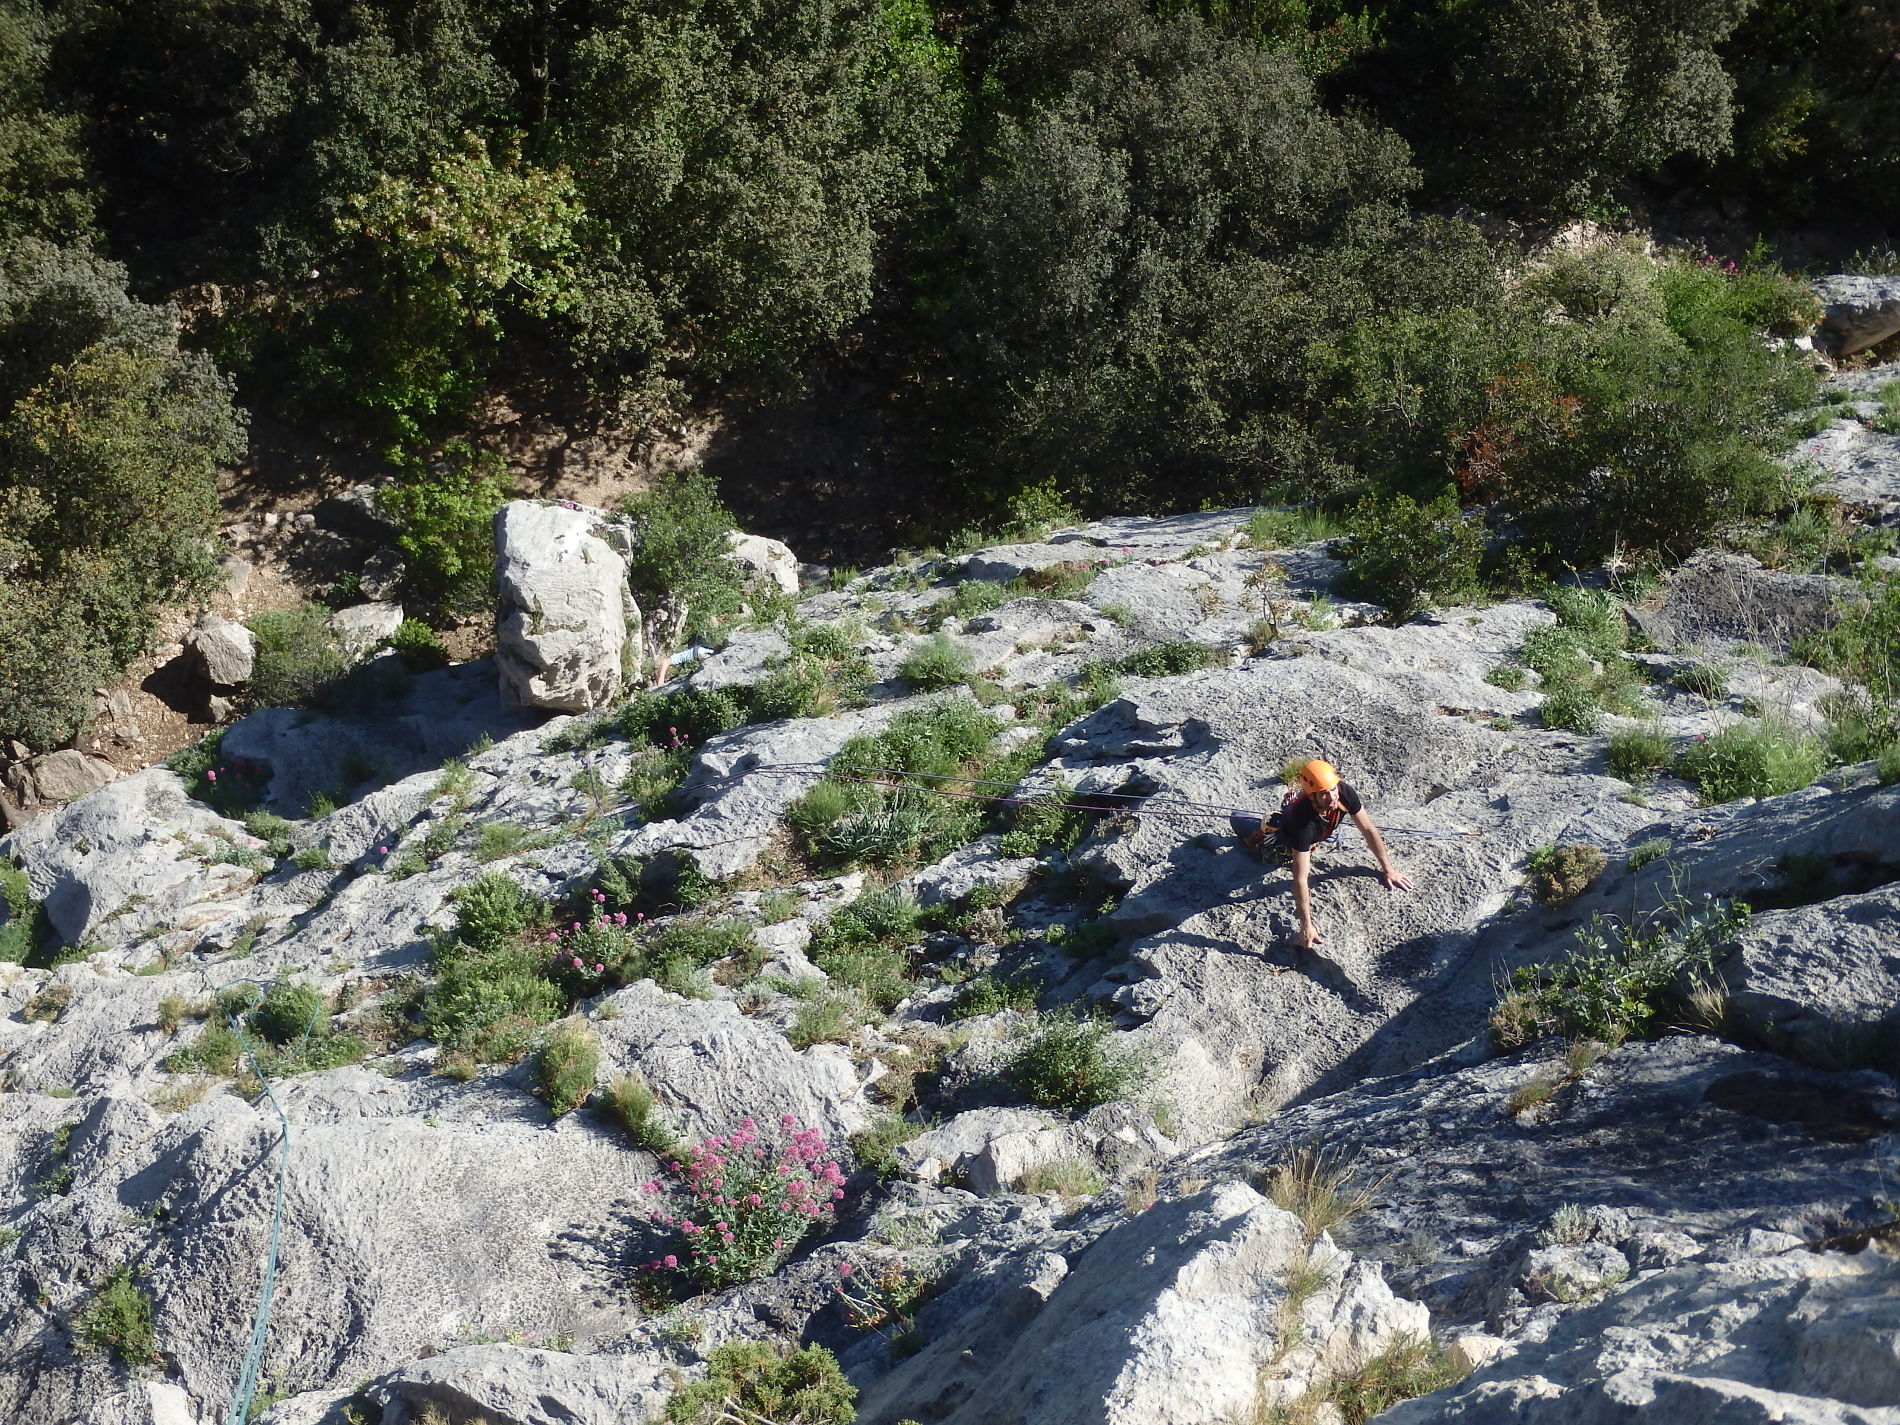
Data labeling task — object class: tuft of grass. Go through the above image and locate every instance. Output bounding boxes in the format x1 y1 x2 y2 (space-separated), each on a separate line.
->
1261 1144 1387 1243
291 845 333 872
896 634 974 691
1506 1076 1559 1115
156 993 201 1035
1007 1011 1145 1116
849 1111 922 1178
22 984 74 1023
1485 664 1527 691
1674 662 1729 699
1626 837 1672 872
662 1341 856 1425
789 991 863 1048
534 1019 599 1117
947 970 1042 1020
1016 1156 1103 1198
1606 723 1672 783
1247 507 1341 549
600 1072 675 1153
1674 720 1829 804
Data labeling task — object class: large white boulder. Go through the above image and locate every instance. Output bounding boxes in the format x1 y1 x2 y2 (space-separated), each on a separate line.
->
187 614 255 686
726 530 801 594
494 501 633 713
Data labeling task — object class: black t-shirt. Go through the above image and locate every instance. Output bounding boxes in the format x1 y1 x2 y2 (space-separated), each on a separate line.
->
1275 783 1362 853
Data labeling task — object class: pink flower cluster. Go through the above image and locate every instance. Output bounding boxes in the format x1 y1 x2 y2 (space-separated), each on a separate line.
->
545 899 649 982
641 1113 847 1292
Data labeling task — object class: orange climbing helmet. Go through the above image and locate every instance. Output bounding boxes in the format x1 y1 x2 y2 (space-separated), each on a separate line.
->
1298 759 1341 795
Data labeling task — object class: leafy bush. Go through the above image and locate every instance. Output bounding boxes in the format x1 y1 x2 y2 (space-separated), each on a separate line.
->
642 1114 847 1292
941 579 1008 623
1492 894 1750 1049
1526 845 1606 905
1110 641 1227 678
1606 723 1672 783
1797 572 1899 748
535 1019 600 1117
389 618 451 671
79 1267 157 1365
453 874 549 954
662 1341 856 1425
0 242 243 752
1674 721 1828 804
789 992 863 1049
247 605 351 708
807 892 924 1012
1007 1011 1144 1115
998 781 1090 859
0 861 42 964
380 441 508 613
948 971 1043 1020
1337 490 1483 623
620 470 746 643
247 980 326 1045
897 633 974 690
1485 664 1527 691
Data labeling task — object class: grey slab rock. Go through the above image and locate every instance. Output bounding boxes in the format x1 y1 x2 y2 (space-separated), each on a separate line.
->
0 1070 653 1425
592 980 871 1143
359 1344 675 1425
1792 413 1900 523
314 480 399 540
77 1382 201 1425
327 601 404 659
1 769 259 944
855 1181 1427 1425
494 500 634 713
1382 1248 1900 1424
726 530 801 594
1720 883 1900 1067
188 613 256 686
4 748 120 806
1813 274 1900 356
893 1107 1083 1194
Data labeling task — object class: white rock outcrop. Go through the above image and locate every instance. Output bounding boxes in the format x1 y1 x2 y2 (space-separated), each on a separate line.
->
494 501 633 712
726 530 801 594
1812 274 1900 357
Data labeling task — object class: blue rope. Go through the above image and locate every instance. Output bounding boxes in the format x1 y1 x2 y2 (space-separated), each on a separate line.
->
203 977 308 1425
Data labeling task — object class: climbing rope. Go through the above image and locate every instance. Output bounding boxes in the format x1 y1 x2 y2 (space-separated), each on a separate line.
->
699 761 1486 837
198 976 316 1425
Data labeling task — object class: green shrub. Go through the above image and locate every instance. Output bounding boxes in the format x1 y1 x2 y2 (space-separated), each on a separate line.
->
1797 572 1899 747
600 1072 675 1153
1872 380 1900 437
789 991 862 1048
1606 723 1672 783
453 874 549 953
897 633 974 690
0 862 42 965
1674 663 1728 699
424 947 566 1062
998 780 1090 859
247 605 351 708
1526 844 1606 904
79 1267 158 1365
247 981 326 1045
1674 721 1829 804
22 983 72 1022
1485 664 1527 691
1880 743 1900 786
1337 489 1484 623
1539 681 1604 734
1493 894 1750 1048
943 579 1008 623
1110 641 1226 678
1626 837 1672 872
389 618 451 671
948 971 1043 1020
663 1342 856 1425
849 1111 921 1178
380 440 509 613
1007 1012 1144 1115
291 845 333 872
535 1019 600 1116
1323 1335 1463 1424
619 469 747 642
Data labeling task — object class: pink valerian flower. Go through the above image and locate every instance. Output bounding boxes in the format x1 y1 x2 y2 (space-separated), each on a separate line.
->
838 1261 854 1276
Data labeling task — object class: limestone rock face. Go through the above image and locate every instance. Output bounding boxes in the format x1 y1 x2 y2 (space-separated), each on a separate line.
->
726 530 801 594
1812 274 1900 356
1721 884 1900 1067
1381 1248 1900 1424
355 1344 674 1425
856 1182 1428 1425
1628 551 1851 654
494 501 633 712
2 748 120 807
187 613 256 686
327 601 404 659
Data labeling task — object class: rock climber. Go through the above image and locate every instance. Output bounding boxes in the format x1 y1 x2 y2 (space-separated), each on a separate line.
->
1231 759 1414 954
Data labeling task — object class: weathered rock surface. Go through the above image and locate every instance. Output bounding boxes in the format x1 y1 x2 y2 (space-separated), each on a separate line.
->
726 530 801 594
1628 550 1851 653
494 501 634 713
2 509 1895 1425
2 748 120 808
188 613 256 686
1383 1247 1900 1423
327 601 404 659
1813 274 1900 356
